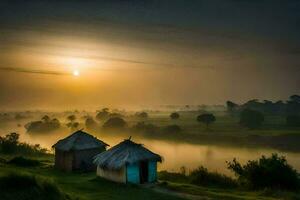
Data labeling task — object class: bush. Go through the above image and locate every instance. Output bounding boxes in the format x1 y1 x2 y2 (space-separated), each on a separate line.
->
163 125 182 134
158 171 189 183
0 173 68 200
189 166 237 188
8 156 41 167
170 112 180 120
286 115 300 127
25 117 60 133
0 133 48 155
196 113 216 128
85 117 98 130
239 109 264 129
102 117 127 129
227 154 299 190
135 112 148 119
132 122 159 134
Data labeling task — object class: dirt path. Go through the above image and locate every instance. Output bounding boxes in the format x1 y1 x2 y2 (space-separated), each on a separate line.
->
142 184 210 200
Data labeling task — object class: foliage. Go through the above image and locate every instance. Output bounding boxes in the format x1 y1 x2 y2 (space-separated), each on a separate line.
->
25 116 60 133
135 112 148 119
0 133 48 155
102 117 127 129
159 166 237 189
227 154 300 190
85 117 98 130
96 108 110 121
8 156 41 167
286 115 300 127
239 109 264 129
132 122 159 134
189 166 237 188
197 113 216 128
0 173 68 200
67 115 76 122
170 112 180 120
226 101 238 116
163 125 182 134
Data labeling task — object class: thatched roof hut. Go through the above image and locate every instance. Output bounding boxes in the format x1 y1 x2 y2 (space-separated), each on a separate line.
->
94 138 162 184
52 130 109 171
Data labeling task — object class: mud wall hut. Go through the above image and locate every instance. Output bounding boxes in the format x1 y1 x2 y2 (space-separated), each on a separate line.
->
93 139 162 184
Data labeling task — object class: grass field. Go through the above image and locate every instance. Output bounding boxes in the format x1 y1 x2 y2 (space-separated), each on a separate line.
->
1 154 299 200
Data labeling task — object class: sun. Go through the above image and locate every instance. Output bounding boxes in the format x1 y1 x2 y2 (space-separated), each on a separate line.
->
73 69 80 76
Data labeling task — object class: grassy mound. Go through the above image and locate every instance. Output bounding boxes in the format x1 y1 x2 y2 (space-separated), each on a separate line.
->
0 173 69 200
8 156 41 167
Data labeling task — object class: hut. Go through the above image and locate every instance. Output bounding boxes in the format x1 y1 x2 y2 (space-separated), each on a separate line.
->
93 138 162 184
52 130 109 171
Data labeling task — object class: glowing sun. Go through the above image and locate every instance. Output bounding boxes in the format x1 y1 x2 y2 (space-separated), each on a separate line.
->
73 69 80 76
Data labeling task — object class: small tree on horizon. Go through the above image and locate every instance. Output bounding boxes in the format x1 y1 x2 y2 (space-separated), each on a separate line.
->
197 113 216 129
170 112 180 120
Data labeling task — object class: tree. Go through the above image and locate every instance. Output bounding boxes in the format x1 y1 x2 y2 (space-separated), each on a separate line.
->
102 117 127 129
96 108 110 121
85 117 98 130
286 115 300 127
170 112 180 120
135 112 148 119
239 109 264 129
41 115 50 122
226 101 238 116
197 114 216 129
227 154 299 190
67 115 76 122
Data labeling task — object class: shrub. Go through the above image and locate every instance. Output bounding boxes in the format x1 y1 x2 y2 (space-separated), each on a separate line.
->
0 133 48 155
286 115 300 127
132 122 159 134
196 113 216 128
102 117 127 129
170 112 180 120
163 125 182 134
239 109 264 129
0 173 68 200
8 156 41 167
135 112 148 119
158 171 189 183
85 117 98 130
227 154 299 190
25 117 60 133
189 166 237 188
96 108 109 121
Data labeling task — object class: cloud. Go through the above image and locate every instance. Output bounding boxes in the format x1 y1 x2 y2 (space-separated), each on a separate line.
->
0 66 69 76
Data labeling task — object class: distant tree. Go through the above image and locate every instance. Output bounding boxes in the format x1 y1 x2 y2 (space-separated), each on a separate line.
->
197 114 216 129
239 109 264 129
135 112 148 119
96 108 110 121
286 115 300 127
290 95 300 103
102 117 127 129
163 125 182 134
132 122 159 134
67 115 76 122
170 112 180 120
226 101 238 116
85 117 98 130
41 115 50 122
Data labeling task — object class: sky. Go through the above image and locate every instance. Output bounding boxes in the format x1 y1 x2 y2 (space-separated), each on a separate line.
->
0 0 300 110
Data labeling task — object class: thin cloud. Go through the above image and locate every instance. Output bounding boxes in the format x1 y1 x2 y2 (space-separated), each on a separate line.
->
0 66 69 76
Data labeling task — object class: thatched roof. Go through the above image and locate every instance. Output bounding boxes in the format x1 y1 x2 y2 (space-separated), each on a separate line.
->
52 130 109 151
93 139 162 170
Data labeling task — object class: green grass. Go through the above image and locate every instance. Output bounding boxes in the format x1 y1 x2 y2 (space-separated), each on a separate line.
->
0 157 183 200
159 181 300 200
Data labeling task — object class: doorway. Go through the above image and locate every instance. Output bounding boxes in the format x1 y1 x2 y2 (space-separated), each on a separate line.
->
139 161 148 184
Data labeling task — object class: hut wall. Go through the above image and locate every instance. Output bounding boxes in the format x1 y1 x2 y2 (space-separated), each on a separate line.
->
97 166 126 183
148 161 157 182
54 149 73 171
73 148 104 170
126 163 140 184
